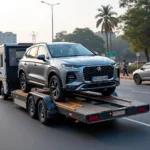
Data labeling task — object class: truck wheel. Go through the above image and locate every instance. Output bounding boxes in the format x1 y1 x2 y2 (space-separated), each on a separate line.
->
101 87 116 96
28 96 37 119
1 84 8 100
20 72 31 92
38 100 48 125
134 74 142 85
49 75 65 102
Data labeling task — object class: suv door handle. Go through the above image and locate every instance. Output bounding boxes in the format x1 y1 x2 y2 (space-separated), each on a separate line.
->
34 63 37 66
24 63 27 65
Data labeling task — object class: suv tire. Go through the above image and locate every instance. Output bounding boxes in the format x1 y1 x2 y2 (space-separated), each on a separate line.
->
20 72 31 92
49 75 65 102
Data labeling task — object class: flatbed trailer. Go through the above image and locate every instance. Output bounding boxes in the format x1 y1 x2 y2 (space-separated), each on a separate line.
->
11 89 150 125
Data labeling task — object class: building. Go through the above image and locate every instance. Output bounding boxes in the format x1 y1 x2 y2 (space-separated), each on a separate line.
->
0 32 17 44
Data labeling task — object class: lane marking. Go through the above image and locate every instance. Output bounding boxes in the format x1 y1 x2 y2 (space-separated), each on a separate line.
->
132 90 150 95
124 118 150 127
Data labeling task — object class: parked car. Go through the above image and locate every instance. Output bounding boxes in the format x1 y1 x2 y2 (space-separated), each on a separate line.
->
18 42 120 101
133 62 150 85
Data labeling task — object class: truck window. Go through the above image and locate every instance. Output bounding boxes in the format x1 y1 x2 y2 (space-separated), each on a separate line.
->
0 54 3 68
9 49 26 66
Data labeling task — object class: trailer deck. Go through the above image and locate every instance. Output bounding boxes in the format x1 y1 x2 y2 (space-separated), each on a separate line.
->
12 89 150 124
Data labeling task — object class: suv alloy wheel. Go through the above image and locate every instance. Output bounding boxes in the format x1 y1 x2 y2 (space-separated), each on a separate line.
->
49 75 65 102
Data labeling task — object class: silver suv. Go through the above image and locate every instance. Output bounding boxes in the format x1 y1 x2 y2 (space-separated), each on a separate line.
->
18 42 120 101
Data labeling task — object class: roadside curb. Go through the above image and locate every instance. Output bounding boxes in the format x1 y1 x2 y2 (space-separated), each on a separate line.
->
120 76 133 80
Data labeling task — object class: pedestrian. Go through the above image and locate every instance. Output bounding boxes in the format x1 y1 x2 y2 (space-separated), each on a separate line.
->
122 60 129 76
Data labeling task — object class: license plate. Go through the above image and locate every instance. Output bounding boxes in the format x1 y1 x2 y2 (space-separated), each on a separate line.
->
92 76 108 82
112 110 126 117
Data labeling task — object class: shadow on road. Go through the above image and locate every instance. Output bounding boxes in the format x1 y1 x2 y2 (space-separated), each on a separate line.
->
16 106 149 144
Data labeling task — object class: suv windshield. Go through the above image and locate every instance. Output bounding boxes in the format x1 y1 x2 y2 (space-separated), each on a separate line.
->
48 44 94 58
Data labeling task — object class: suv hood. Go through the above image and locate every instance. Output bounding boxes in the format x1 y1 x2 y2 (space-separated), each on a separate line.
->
54 56 114 66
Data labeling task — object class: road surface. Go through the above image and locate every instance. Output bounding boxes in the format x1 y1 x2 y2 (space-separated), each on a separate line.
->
0 80 150 150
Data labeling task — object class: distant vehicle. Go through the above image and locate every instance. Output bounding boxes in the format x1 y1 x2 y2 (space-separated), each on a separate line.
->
18 42 120 102
0 43 32 99
133 62 150 85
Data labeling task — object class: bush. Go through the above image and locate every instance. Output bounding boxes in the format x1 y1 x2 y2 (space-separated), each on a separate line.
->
119 64 143 73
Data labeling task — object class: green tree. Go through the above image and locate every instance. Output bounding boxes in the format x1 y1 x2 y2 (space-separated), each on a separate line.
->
95 5 118 53
119 0 150 62
54 28 105 54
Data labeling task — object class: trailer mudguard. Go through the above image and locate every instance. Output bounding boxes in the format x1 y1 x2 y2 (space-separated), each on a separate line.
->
29 92 58 117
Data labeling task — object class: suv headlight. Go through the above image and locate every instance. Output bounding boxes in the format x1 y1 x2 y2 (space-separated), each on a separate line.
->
61 64 81 69
111 62 119 68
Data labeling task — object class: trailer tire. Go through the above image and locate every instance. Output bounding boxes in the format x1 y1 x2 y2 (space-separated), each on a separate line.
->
38 100 48 125
1 83 8 100
28 96 37 119
20 72 31 92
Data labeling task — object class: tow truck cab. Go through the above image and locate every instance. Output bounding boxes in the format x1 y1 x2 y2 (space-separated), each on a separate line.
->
0 43 32 99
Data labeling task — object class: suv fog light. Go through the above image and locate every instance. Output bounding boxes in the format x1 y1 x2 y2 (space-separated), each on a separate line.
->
66 73 76 83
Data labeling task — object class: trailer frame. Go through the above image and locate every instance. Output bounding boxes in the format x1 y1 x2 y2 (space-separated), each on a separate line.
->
11 89 150 125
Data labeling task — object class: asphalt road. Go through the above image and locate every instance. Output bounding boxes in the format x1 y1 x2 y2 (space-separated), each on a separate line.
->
0 80 150 150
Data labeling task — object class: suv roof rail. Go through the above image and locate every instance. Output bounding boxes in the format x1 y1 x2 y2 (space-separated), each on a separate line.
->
33 42 48 45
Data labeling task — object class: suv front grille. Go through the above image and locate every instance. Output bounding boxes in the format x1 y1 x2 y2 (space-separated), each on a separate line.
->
83 66 114 81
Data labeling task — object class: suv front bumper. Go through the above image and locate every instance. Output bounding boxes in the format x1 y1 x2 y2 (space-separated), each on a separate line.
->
65 80 119 91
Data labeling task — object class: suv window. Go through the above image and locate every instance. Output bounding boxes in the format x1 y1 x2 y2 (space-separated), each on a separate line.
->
38 46 49 59
29 47 38 58
25 49 31 58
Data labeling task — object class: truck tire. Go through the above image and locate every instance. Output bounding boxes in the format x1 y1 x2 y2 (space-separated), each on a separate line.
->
133 74 142 85
38 100 48 125
28 96 37 119
101 87 116 96
49 75 65 102
1 83 8 100
20 72 31 92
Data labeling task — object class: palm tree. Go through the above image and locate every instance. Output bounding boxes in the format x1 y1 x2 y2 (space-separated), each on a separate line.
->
96 5 118 53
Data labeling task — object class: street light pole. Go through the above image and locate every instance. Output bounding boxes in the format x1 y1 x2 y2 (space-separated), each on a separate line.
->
41 1 60 42
51 6 54 42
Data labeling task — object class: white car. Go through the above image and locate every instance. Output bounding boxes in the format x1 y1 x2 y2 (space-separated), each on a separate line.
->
133 62 150 85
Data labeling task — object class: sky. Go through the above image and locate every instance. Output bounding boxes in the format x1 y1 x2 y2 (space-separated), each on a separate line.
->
0 0 125 43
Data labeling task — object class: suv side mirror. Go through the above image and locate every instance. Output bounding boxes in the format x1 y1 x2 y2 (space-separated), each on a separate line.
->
37 54 46 61
141 67 145 70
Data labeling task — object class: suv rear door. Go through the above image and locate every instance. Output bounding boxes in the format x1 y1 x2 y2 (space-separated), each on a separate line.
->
35 46 50 84
26 46 38 81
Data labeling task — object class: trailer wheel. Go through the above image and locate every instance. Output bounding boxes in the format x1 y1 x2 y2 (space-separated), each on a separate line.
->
1 84 8 100
28 96 37 119
38 100 48 125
